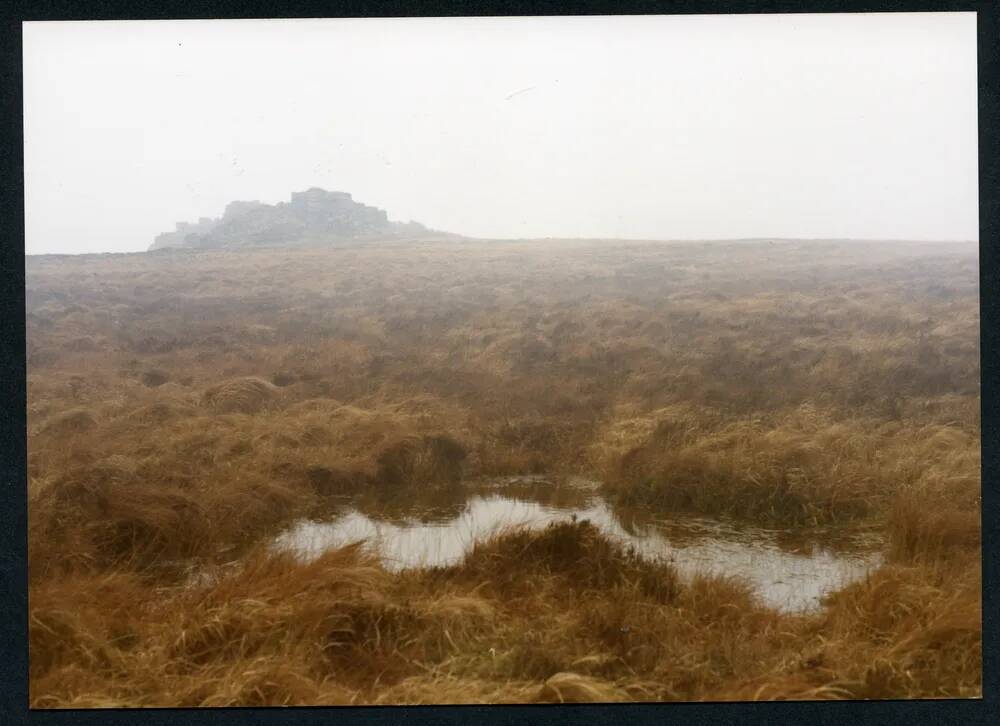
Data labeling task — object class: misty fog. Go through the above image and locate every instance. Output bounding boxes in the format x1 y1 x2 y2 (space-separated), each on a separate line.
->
23 13 978 254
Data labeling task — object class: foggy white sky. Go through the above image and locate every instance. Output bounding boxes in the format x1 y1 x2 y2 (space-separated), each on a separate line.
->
24 13 978 255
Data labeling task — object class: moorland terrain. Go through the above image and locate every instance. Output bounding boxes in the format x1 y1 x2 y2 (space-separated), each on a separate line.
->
26 237 981 705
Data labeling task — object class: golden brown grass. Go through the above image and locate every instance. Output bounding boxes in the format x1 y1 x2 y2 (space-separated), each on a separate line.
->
593 403 980 526
201 376 280 414
28 518 980 706
25 238 980 705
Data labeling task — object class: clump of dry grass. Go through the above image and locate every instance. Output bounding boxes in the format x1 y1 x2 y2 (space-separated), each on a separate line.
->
375 434 468 488
795 561 981 700
887 491 981 563
474 416 589 475
884 440 981 564
28 460 211 579
38 407 97 437
202 377 279 414
125 401 197 426
141 369 170 387
29 572 147 682
593 404 980 527
449 520 679 604
533 672 629 703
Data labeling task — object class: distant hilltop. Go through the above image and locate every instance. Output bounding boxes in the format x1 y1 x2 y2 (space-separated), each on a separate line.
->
150 188 454 250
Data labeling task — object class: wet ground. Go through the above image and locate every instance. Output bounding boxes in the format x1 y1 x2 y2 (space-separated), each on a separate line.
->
272 475 883 612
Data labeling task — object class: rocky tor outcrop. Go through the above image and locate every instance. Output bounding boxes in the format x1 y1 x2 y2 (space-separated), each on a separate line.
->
150 188 445 250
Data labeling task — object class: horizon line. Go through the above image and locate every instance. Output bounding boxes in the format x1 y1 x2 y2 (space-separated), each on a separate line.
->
24 236 980 258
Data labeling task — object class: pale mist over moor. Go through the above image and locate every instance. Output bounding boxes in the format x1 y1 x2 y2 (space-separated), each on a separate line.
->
24 13 980 707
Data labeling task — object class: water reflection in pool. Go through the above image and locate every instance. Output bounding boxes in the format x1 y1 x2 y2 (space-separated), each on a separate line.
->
272 476 883 612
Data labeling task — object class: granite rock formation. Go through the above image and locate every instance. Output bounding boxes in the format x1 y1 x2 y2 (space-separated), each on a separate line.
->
150 188 441 250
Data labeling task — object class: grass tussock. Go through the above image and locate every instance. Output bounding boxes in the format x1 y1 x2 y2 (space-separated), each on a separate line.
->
202 377 280 414
449 520 679 604
26 239 980 704
375 434 468 489
38 408 98 437
594 404 980 526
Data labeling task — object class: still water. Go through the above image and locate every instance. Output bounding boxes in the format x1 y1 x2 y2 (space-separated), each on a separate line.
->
272 476 883 612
